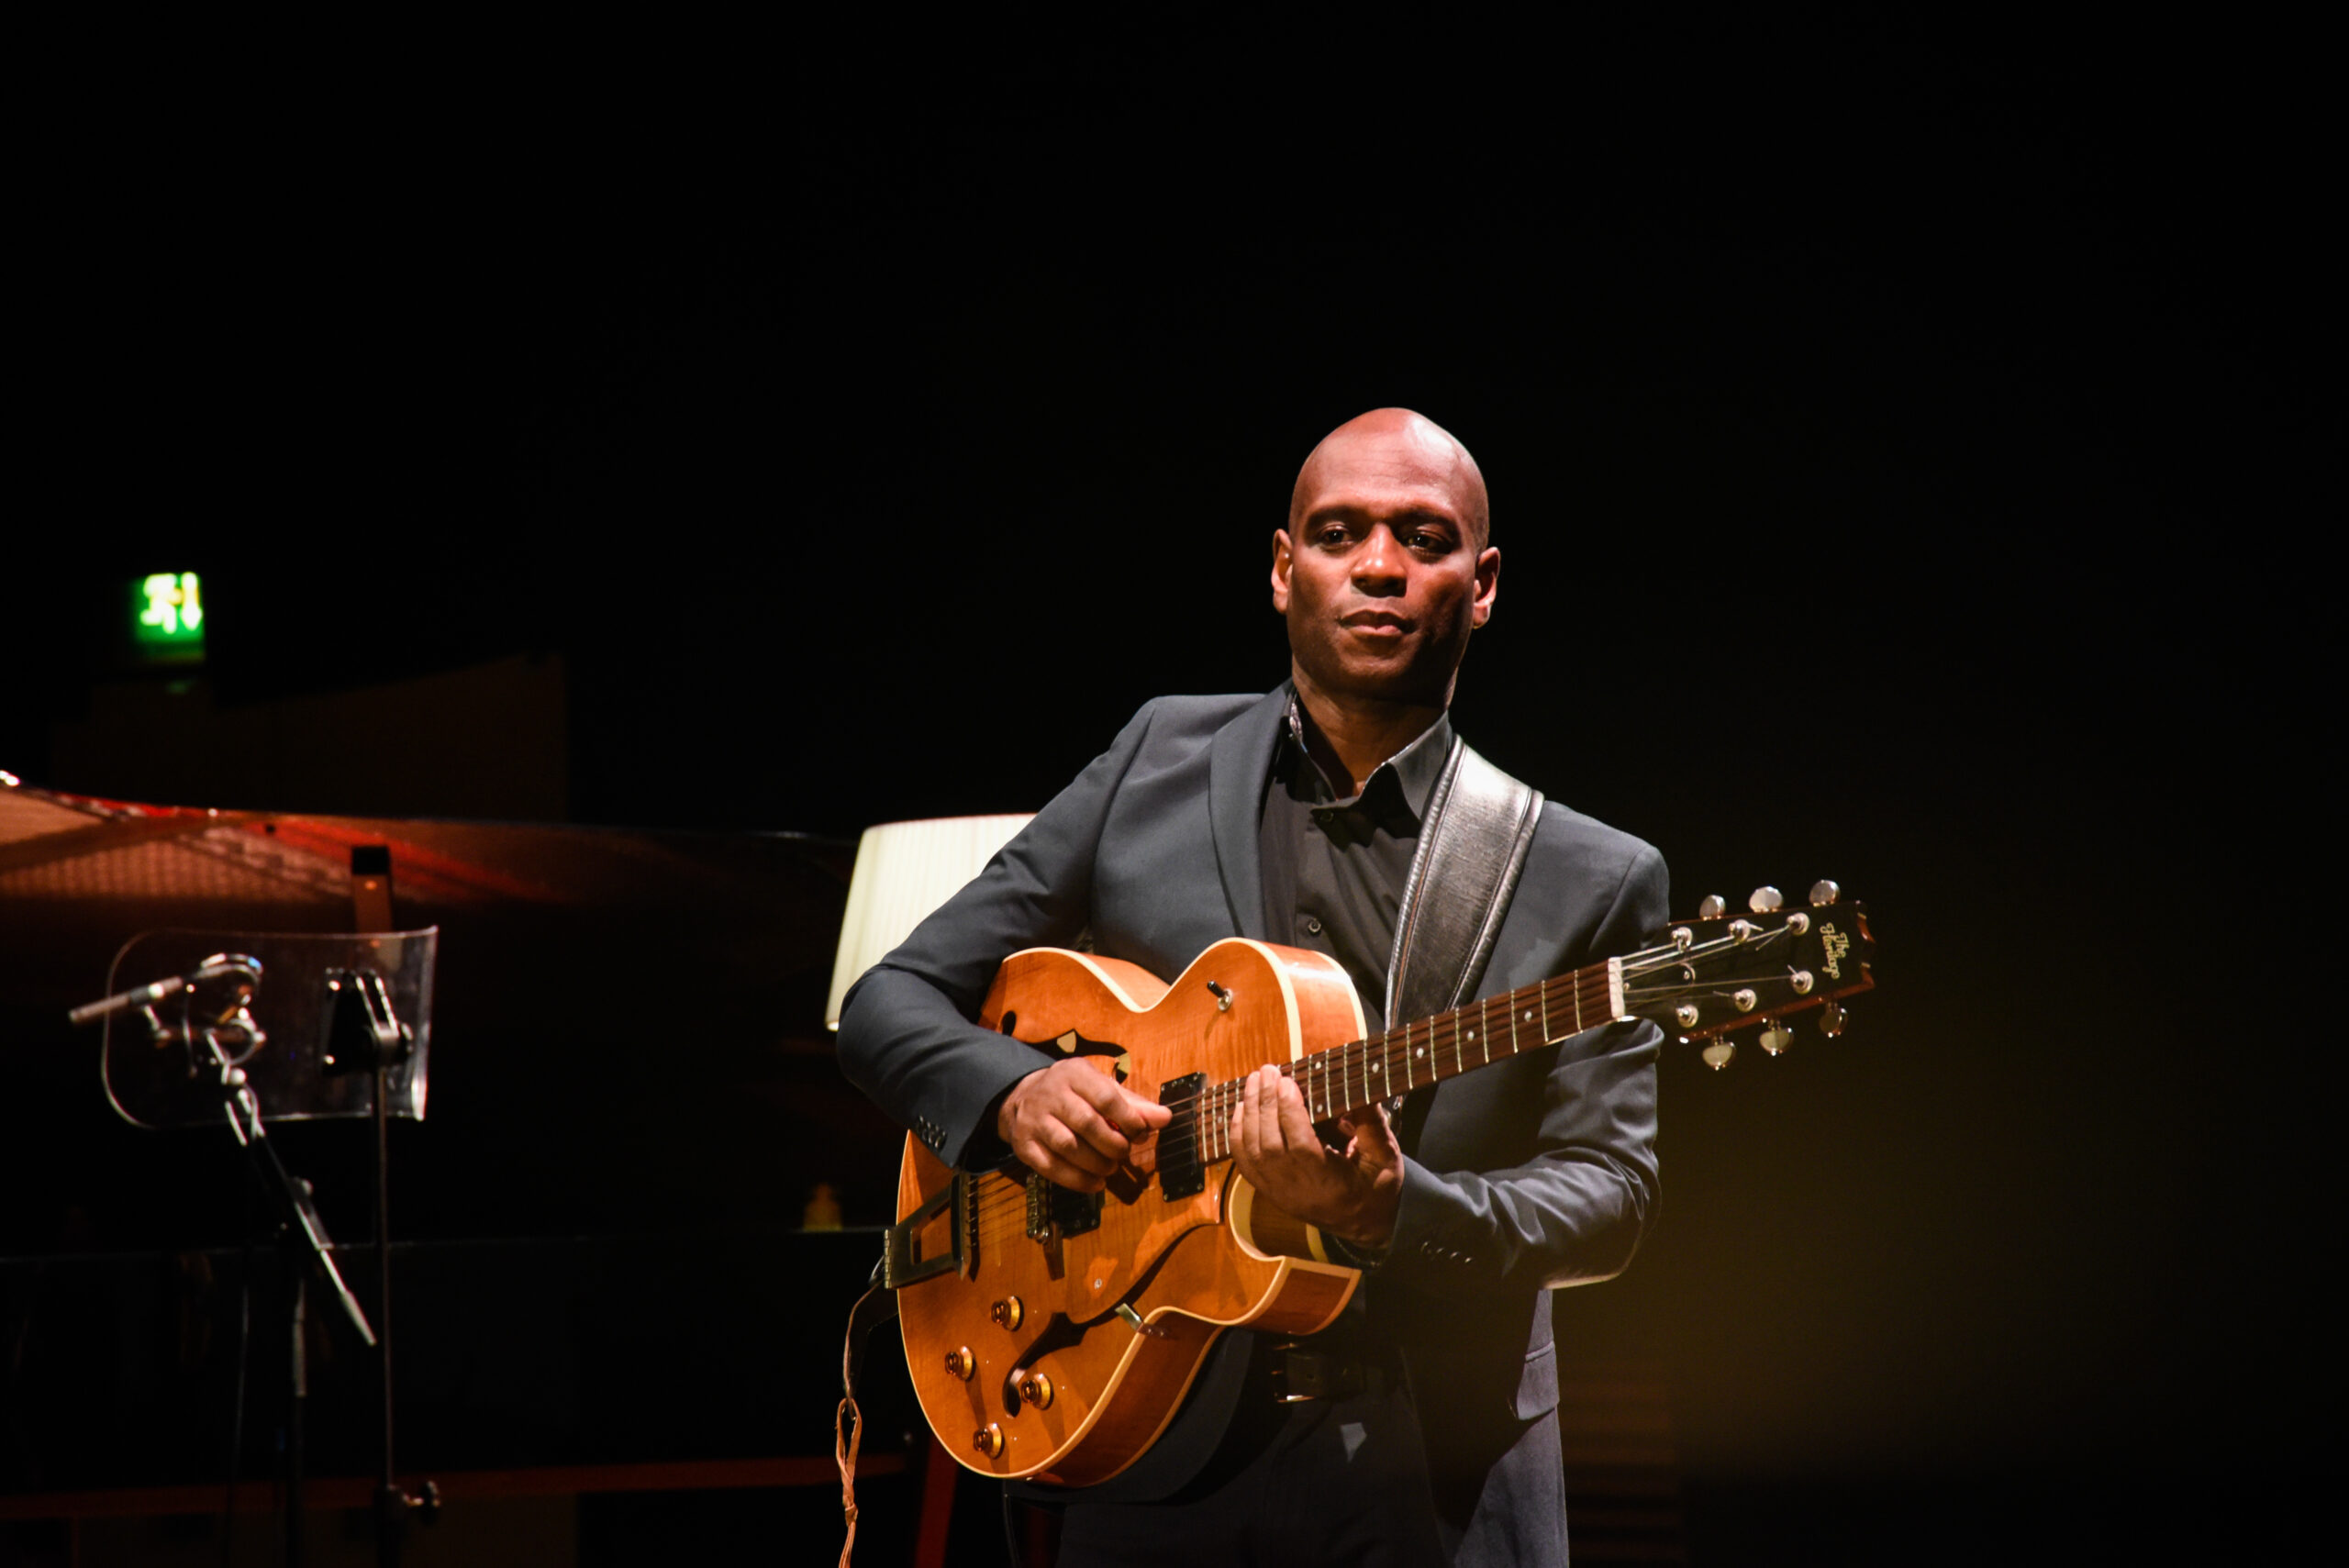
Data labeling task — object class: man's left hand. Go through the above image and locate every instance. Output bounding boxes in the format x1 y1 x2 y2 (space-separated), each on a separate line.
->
1230 1063 1403 1247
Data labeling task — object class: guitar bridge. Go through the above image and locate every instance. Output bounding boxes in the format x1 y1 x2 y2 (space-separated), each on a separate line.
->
883 1172 966 1289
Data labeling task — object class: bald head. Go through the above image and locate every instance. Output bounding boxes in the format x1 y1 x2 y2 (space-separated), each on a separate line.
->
1289 408 1489 549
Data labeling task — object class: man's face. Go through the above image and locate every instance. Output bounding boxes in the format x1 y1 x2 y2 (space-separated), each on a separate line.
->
1273 424 1499 710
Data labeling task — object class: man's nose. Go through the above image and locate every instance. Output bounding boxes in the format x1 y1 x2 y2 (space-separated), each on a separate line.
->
1352 525 1407 590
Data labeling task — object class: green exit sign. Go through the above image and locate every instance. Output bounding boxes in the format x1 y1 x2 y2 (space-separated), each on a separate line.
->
129 573 206 664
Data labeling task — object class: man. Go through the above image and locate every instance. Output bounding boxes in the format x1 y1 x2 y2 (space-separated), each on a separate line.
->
839 409 1666 1566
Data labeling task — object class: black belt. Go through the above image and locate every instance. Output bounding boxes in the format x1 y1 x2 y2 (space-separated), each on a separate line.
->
1266 1341 1400 1405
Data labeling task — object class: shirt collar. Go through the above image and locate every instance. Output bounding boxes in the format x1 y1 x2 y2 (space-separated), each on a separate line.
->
1280 687 1454 822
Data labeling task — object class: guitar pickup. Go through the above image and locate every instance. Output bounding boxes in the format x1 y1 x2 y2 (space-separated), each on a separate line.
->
1156 1073 1206 1199
1026 1172 1103 1240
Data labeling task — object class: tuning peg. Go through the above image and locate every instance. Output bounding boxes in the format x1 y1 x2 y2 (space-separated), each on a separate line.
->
1759 1019 1793 1055
1820 1000 1846 1037
1809 879 1841 907
1701 1040 1735 1071
1748 885 1783 912
1697 894 1728 919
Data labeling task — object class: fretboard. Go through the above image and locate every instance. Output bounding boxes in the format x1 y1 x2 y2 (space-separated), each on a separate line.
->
1186 956 1621 1163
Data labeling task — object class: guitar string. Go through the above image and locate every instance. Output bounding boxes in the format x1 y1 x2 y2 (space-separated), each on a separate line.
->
957 975 1621 1242
952 929 1794 1229
956 962 1720 1238
965 968 1617 1202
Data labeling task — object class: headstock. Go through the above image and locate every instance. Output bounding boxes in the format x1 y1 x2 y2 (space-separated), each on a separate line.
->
1628 880 1874 1069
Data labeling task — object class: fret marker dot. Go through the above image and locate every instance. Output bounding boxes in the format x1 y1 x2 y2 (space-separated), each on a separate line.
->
1416 1047 1426 1059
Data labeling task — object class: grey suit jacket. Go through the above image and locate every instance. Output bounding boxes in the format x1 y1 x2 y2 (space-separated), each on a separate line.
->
837 689 1665 1553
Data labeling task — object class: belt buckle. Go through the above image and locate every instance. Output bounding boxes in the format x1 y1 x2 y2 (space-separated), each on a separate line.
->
1270 1346 1361 1404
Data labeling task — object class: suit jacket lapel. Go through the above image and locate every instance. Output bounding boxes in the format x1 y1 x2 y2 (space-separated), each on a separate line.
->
1206 687 1287 942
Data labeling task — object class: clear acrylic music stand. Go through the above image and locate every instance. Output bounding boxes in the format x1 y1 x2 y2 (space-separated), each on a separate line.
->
95 929 435 1130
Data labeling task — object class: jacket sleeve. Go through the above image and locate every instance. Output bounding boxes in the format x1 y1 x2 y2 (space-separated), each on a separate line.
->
1375 839 1667 1296
834 702 1163 1171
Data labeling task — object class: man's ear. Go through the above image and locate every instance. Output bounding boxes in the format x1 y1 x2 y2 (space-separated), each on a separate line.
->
1471 545 1499 628
1270 529 1294 614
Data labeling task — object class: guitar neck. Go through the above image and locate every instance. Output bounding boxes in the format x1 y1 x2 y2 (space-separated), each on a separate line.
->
1185 957 1620 1165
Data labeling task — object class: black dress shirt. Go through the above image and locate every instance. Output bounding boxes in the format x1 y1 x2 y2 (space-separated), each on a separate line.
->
1256 693 1453 1036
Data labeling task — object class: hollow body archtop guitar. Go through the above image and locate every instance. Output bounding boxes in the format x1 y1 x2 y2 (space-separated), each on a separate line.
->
886 883 1873 1486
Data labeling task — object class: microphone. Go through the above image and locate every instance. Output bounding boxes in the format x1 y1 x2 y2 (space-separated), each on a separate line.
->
68 955 262 1029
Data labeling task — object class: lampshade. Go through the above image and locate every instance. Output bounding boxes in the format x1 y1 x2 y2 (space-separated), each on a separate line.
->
824 814 1034 1030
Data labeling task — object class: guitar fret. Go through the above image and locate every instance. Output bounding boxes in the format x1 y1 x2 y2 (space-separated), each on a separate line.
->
1191 957 1626 1170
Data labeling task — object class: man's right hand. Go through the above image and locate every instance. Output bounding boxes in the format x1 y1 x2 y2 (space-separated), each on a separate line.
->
996 1059 1173 1193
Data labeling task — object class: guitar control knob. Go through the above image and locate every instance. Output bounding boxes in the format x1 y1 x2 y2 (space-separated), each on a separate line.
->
944 1347 976 1381
1760 1020 1794 1055
974 1424 1004 1459
1015 1371 1055 1409
1701 1040 1735 1071
990 1296 1025 1331
1697 895 1728 919
1820 1000 1846 1038
1748 885 1783 912
1809 879 1842 907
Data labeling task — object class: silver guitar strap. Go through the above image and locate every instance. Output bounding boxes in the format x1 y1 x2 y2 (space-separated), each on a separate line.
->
1384 739 1544 1038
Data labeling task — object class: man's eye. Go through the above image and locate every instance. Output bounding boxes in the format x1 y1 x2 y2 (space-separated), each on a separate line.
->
1410 531 1448 551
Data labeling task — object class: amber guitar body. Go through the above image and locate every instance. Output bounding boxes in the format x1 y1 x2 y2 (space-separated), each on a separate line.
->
894 939 1366 1486
889 888 1876 1484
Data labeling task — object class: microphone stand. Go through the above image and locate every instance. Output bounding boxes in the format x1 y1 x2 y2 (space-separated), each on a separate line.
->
72 957 428 1567
76 960 377 1568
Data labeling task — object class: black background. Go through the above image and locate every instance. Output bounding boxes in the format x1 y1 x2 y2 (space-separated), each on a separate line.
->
5 14 2333 1559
